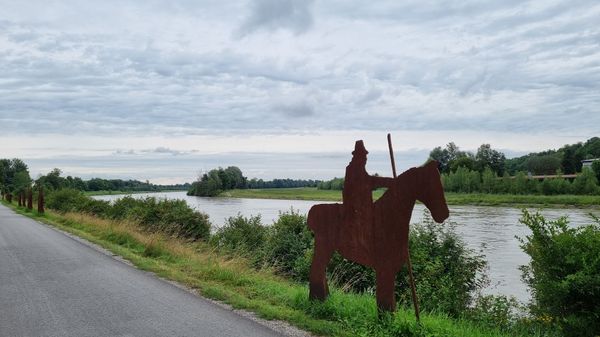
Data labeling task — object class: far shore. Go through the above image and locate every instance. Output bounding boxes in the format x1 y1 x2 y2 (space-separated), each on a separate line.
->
84 189 185 196
218 187 600 209
88 187 600 209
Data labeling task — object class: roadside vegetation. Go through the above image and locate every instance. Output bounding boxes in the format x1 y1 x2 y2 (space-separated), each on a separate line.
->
8 188 598 336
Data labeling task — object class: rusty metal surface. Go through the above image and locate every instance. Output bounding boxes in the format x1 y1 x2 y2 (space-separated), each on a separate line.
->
307 140 449 312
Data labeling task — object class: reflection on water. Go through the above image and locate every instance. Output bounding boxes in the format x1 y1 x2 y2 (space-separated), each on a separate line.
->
94 191 598 302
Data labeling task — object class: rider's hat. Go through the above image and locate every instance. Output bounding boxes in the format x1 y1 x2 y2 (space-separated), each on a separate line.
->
352 140 368 156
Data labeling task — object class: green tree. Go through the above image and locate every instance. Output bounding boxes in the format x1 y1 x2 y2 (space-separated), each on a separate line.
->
13 170 31 195
512 172 528 194
0 159 10 195
572 168 599 195
429 142 466 173
547 170 571 195
592 161 600 182
480 167 497 193
475 144 506 175
10 158 28 173
560 144 581 174
526 155 561 175
449 155 476 172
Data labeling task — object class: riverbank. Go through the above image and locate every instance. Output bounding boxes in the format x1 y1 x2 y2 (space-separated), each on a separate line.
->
219 188 600 208
1 199 542 337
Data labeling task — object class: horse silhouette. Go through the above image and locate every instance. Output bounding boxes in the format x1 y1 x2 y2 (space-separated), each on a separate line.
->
307 160 449 311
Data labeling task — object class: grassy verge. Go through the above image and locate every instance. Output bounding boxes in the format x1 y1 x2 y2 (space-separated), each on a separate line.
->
219 188 600 208
2 200 540 337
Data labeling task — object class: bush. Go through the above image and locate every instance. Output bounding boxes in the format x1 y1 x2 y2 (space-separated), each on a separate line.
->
467 295 521 332
398 212 488 316
164 199 211 240
46 188 88 213
77 198 112 217
572 168 599 195
109 195 142 220
262 209 313 280
45 192 211 241
133 198 211 240
518 210 600 337
210 214 268 255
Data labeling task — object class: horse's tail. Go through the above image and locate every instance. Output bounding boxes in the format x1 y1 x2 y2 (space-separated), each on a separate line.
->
307 205 321 232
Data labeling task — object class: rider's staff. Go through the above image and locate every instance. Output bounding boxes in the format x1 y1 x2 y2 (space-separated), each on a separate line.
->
387 133 421 322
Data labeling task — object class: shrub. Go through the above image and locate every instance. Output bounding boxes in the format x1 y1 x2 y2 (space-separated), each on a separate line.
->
518 210 600 337
467 295 521 332
397 212 488 316
45 192 211 241
140 198 211 240
262 209 313 280
77 198 112 217
572 168 599 195
46 188 87 213
210 214 268 255
109 195 142 220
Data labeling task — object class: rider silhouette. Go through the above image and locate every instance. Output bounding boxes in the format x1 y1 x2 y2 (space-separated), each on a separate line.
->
342 141 395 251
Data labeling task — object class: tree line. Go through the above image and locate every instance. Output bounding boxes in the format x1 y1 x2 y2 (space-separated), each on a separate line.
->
431 139 600 195
443 166 600 195
1 159 188 199
36 168 189 192
317 138 600 195
187 166 320 197
431 137 600 176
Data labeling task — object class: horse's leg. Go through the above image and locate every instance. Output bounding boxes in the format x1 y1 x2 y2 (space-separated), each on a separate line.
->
375 268 397 312
309 235 334 301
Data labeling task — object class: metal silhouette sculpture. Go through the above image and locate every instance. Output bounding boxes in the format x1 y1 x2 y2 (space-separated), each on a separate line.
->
307 137 449 313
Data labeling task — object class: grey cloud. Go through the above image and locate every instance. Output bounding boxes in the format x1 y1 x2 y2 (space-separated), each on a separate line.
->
237 0 315 37
1 1 599 138
143 147 186 156
274 101 315 118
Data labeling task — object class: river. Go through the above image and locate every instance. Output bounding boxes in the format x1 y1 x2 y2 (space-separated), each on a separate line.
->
93 191 598 303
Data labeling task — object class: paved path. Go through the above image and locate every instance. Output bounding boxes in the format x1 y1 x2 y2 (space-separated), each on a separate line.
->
0 204 288 337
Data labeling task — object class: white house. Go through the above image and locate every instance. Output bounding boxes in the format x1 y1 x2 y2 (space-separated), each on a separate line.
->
582 158 600 169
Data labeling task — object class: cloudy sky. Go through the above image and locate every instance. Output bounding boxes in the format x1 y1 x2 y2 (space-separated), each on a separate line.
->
1 0 598 183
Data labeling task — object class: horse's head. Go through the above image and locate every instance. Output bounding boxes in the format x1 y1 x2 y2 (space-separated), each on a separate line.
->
415 160 449 223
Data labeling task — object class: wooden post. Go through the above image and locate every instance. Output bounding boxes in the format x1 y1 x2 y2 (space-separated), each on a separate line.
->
387 133 421 322
27 188 33 210
37 186 45 214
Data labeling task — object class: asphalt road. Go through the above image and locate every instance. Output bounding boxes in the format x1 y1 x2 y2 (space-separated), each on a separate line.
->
0 204 290 337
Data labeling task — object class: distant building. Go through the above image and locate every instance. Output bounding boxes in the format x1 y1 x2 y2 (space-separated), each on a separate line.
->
582 158 600 169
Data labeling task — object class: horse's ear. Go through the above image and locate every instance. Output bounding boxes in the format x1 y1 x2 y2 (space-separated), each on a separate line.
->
425 160 439 170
